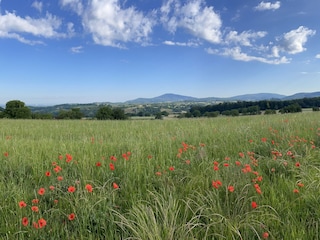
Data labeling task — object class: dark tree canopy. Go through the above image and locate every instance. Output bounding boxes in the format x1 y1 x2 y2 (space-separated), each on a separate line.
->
4 100 31 119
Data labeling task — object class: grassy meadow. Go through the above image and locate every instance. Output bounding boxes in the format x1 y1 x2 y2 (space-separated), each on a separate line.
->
1 113 320 239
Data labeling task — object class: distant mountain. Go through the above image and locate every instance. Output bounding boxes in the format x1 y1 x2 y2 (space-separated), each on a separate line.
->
282 92 320 100
125 92 320 104
126 93 198 104
229 93 286 101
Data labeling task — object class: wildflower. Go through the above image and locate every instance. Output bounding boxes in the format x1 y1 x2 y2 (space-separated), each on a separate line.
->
169 166 175 171
38 188 45 196
239 152 245 158
254 184 262 194
58 155 63 160
147 155 152 159
293 189 299 194
122 153 129 160
155 171 162 176
185 160 191 165
213 161 219 166
57 176 63 181
110 155 117 161
96 162 102 167
235 161 241 166
212 180 222 189
66 153 73 163
68 186 76 193
22 217 28 227
213 166 219 171
228 186 235 192
38 218 46 228
295 162 301 167
19 201 27 208
109 163 115 171
33 222 39 229
53 165 62 173
251 201 258 209
113 182 119 189
68 213 76 221
223 163 229 167
4 152 9 157
54 199 59 204
85 184 93 192
32 199 39 204
45 171 51 177
224 157 230 161
261 137 267 142
297 182 304 187
49 185 55 191
31 206 39 212
262 232 269 239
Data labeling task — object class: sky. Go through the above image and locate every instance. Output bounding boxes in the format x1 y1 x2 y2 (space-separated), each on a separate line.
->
0 0 320 106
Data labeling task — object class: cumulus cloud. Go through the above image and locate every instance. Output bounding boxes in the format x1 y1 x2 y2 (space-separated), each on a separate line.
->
161 0 222 44
272 26 316 56
70 45 83 53
206 46 290 64
224 30 267 46
254 1 280 11
0 11 66 44
32 1 43 12
81 0 156 48
316 54 320 59
163 40 200 47
60 0 83 15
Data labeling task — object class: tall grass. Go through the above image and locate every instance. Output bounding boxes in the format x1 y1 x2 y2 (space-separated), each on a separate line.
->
1 113 320 239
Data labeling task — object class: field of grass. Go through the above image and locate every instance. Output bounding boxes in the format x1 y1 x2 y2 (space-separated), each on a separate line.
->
1 113 320 239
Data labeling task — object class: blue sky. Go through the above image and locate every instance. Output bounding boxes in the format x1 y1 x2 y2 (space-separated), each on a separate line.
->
0 0 319 105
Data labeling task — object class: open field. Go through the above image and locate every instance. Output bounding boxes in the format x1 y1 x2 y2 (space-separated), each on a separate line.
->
1 114 320 239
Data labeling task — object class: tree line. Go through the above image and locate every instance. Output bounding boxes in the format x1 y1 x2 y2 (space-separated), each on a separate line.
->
0 100 128 120
181 97 320 118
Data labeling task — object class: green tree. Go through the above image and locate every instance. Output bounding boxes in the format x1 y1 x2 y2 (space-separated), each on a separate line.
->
96 106 113 120
4 100 31 119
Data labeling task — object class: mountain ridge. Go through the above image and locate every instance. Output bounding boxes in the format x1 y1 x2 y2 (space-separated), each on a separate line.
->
124 92 320 104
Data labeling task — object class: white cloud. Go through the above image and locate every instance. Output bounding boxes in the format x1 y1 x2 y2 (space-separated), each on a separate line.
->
161 0 222 44
272 26 316 56
315 54 320 59
0 11 66 44
82 0 156 48
224 30 267 46
163 40 200 47
206 47 290 65
60 0 83 15
32 1 43 13
254 1 280 11
70 45 83 53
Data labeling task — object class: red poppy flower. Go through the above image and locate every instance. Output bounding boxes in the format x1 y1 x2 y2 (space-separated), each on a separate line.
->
49 185 55 191
297 182 304 187
293 189 299 193
239 152 245 158
295 162 301 167
110 155 117 161
32 199 39 204
38 188 45 195
68 186 76 193
22 217 28 227
251 201 258 209
155 171 162 176
212 180 222 189
57 176 63 181
185 160 190 164
213 166 219 171
66 153 73 163
169 166 175 171
38 218 46 228
19 201 27 208
68 213 76 221
228 186 235 192
45 171 51 177
113 182 119 189
262 232 269 239
4 152 9 157
85 184 93 192
109 163 115 171
31 206 39 212
96 162 102 167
